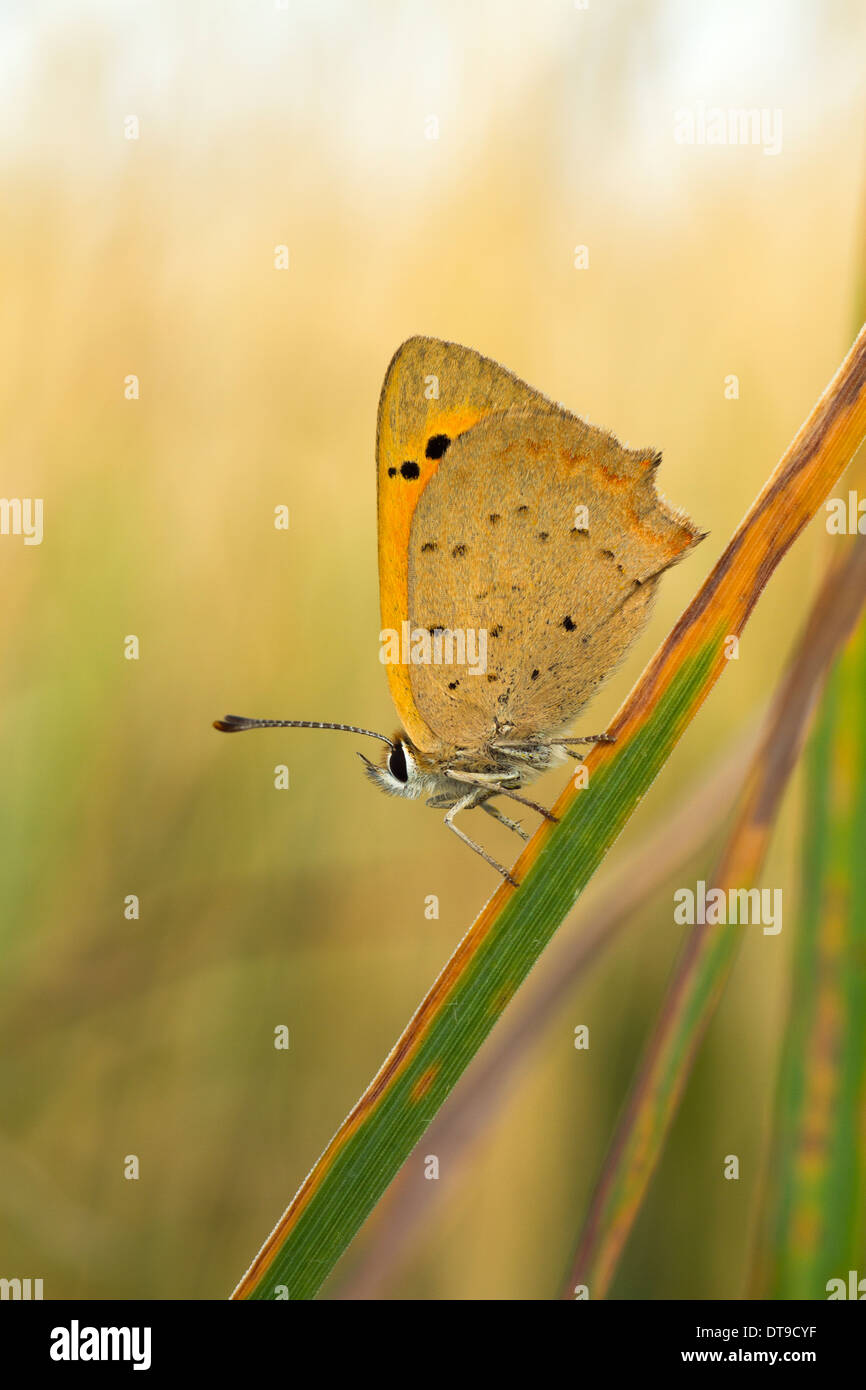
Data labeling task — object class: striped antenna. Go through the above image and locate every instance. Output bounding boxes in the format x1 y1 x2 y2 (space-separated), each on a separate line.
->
213 715 393 746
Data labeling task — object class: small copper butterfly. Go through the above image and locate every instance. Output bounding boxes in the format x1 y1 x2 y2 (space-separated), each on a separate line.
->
215 337 703 884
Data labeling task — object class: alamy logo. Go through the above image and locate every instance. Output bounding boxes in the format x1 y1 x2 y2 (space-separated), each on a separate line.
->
50 1320 152 1371
827 1270 866 1299
0 1276 43 1299
674 880 782 935
674 103 783 156
379 622 488 675
0 498 43 545
826 491 866 534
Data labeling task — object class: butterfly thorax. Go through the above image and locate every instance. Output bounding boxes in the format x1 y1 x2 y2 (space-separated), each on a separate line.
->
361 728 568 810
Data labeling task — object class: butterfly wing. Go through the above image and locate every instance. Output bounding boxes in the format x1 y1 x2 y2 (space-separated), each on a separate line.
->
376 338 559 752
405 403 702 748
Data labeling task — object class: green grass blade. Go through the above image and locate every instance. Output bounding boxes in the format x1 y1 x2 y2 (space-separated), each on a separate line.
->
562 536 866 1299
754 591 866 1297
750 250 866 1298
234 328 866 1300
336 732 755 1299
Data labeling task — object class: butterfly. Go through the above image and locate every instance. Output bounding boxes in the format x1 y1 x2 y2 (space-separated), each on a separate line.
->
215 337 703 884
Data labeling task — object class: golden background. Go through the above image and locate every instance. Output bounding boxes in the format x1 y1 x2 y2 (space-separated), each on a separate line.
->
1 0 863 1298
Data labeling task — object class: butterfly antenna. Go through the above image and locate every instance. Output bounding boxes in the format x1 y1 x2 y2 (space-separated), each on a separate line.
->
213 714 393 746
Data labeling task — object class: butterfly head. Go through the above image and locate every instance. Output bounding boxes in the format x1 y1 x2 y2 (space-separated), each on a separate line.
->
358 732 438 801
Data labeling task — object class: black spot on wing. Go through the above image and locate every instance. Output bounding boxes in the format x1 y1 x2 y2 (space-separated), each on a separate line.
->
425 434 451 459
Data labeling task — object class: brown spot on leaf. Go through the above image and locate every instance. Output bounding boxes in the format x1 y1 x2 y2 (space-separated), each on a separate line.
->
410 1064 440 1104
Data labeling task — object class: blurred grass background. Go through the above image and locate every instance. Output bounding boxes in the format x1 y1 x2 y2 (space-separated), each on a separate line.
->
0 0 864 1299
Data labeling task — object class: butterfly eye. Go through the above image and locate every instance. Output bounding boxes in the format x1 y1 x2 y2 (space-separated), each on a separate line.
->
388 741 409 783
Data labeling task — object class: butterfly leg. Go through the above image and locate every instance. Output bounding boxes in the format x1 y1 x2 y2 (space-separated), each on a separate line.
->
492 741 580 768
443 791 520 886
480 800 530 841
493 734 614 757
445 770 559 825
557 734 616 745
490 786 559 823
